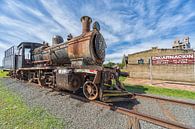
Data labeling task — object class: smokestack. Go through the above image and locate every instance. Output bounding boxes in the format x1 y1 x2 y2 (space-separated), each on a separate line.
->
80 16 92 33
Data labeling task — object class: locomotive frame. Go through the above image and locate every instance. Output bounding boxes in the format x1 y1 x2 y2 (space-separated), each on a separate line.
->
14 64 132 102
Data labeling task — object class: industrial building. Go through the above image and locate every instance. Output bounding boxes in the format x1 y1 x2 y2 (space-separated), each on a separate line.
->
172 36 190 49
125 37 195 82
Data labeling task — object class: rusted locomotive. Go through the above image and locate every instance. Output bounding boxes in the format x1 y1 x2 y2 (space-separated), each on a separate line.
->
33 16 106 66
3 16 132 102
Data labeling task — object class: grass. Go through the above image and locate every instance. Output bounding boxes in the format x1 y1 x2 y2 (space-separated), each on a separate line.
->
125 84 195 99
0 70 8 77
119 76 127 82
120 77 195 100
120 69 128 72
0 82 65 129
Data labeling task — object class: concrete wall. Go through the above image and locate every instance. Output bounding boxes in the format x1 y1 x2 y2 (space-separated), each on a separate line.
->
126 64 195 82
125 48 195 82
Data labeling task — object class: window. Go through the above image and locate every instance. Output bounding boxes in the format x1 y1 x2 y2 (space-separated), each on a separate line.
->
24 48 31 60
138 59 144 64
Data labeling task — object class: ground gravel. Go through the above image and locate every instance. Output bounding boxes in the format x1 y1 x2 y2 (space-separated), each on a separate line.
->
1 78 130 129
134 96 195 128
0 78 188 129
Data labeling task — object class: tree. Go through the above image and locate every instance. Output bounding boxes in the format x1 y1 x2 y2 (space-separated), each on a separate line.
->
118 55 127 69
103 61 116 68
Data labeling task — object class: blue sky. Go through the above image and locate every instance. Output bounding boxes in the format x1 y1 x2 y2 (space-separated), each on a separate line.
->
0 0 195 65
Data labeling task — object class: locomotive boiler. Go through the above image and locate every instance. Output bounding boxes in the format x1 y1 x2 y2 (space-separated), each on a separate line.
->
33 16 106 66
3 16 132 102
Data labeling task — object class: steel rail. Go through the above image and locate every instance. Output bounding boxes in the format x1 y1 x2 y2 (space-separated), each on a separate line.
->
70 94 194 129
134 93 195 107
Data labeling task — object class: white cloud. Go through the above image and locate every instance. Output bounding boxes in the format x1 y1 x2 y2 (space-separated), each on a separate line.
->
5 0 44 18
0 0 70 43
0 41 11 67
0 16 52 42
105 38 176 63
40 0 81 35
0 42 10 49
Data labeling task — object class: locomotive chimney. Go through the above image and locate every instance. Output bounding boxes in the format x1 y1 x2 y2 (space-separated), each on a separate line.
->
81 16 92 33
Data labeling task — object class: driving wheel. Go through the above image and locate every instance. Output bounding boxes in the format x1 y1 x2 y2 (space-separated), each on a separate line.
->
83 81 98 100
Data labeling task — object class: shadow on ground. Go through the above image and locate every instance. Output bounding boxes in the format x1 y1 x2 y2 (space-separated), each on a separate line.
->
111 84 148 110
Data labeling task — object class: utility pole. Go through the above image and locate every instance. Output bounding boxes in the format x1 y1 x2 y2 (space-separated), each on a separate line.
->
194 52 195 82
150 57 153 85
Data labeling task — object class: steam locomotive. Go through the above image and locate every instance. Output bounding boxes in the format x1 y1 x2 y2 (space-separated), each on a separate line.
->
3 16 132 102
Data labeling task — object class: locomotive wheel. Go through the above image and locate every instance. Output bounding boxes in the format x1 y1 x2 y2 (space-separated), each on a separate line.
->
83 81 98 100
69 75 82 91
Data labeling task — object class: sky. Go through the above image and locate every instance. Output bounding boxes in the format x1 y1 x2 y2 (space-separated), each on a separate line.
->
0 0 195 65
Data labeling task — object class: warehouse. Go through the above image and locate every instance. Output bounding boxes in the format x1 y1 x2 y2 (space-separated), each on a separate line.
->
125 37 195 82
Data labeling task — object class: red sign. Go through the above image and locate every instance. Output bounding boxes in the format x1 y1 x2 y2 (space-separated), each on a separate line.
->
152 53 194 64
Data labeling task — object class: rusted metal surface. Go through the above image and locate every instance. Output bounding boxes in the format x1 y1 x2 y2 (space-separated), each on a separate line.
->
5 16 131 103
93 70 101 84
83 81 99 100
33 43 70 66
56 72 82 91
67 30 106 65
81 16 92 34
32 16 106 66
128 116 140 129
32 60 50 64
67 32 93 62
17 66 55 71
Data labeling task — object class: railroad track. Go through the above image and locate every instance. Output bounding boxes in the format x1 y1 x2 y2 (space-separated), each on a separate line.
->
134 93 195 107
14 79 195 129
69 94 194 129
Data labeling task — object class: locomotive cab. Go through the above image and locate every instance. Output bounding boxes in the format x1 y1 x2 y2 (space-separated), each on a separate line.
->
16 42 42 68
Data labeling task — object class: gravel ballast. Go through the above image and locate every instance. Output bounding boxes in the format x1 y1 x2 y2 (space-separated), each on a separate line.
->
134 96 195 128
1 78 193 129
0 78 129 129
